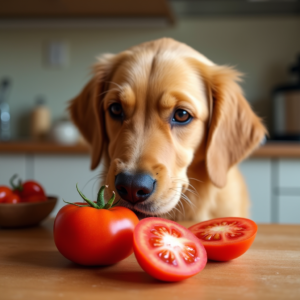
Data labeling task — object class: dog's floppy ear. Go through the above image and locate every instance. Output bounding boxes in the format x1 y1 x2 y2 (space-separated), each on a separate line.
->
201 64 267 188
69 52 130 170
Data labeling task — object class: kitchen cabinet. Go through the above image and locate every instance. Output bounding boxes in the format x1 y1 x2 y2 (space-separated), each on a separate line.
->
278 159 300 190
239 159 272 223
278 195 300 223
1 151 300 223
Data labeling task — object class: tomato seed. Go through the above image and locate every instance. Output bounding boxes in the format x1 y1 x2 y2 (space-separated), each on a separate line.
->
180 251 195 264
235 227 244 231
158 249 177 266
150 229 163 237
171 229 181 237
213 233 221 240
185 246 196 254
204 234 213 240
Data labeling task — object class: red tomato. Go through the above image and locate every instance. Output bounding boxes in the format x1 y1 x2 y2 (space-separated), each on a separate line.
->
54 204 139 266
133 217 207 282
10 175 47 202
19 181 46 202
0 186 12 203
189 217 258 261
4 193 21 204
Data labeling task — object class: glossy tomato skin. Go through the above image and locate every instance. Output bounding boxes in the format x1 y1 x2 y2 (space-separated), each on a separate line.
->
54 204 139 266
133 217 207 282
4 193 21 204
189 217 258 261
0 186 13 203
19 181 46 202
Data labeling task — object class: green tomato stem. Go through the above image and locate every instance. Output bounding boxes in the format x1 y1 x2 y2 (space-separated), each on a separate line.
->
65 184 119 210
63 199 89 207
76 183 98 208
10 174 23 191
104 191 116 209
97 185 107 208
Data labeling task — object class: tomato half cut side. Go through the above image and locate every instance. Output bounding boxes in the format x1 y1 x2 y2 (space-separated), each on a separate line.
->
133 217 207 282
189 217 257 261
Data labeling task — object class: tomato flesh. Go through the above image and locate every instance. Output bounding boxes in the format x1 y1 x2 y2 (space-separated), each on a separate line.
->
189 217 257 261
133 217 207 282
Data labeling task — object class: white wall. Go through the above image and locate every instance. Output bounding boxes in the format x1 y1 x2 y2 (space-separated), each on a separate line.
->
1 16 300 137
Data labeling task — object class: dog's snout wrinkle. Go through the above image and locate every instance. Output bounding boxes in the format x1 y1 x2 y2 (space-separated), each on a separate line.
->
115 172 155 204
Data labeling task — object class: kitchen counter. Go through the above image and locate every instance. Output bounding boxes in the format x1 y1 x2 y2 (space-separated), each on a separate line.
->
1 141 300 157
0 219 299 300
0 141 89 154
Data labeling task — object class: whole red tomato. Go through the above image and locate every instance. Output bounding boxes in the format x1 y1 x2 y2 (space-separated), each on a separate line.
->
10 175 47 202
54 184 139 266
0 186 13 203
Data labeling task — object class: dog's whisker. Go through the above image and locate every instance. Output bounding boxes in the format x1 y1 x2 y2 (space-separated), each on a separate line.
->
180 193 196 208
171 183 198 196
188 177 203 183
169 188 196 209
185 188 199 197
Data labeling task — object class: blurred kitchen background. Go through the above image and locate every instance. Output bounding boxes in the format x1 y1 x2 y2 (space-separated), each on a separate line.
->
0 0 300 223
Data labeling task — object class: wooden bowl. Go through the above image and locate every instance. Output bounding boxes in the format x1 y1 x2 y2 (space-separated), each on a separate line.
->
0 196 57 228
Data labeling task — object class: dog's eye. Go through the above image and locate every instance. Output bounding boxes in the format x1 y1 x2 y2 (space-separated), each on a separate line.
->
109 103 123 119
173 109 191 123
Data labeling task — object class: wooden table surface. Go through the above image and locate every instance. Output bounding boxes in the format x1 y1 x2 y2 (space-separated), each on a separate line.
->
1 220 300 300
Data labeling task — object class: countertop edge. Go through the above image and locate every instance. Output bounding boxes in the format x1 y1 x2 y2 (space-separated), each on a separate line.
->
0 142 300 158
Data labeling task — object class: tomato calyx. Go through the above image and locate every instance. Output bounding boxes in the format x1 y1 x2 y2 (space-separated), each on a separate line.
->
63 184 120 209
10 174 23 192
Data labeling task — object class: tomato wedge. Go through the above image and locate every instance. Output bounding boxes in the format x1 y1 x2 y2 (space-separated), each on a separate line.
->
189 217 257 261
133 217 207 282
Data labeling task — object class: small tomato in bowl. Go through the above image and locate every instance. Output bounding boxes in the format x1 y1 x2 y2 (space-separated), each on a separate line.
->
10 175 47 202
0 186 13 203
54 184 139 266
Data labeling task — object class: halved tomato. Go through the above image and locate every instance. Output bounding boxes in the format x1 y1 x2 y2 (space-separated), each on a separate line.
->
133 217 207 282
189 217 257 261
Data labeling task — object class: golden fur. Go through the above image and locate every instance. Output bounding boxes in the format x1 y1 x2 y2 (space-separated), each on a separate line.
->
69 38 266 221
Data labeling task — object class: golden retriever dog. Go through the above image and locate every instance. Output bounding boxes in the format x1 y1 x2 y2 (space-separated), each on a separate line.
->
69 38 266 221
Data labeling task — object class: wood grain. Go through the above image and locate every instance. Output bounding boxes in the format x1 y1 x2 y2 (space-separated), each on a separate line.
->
0 219 299 300
1 141 300 158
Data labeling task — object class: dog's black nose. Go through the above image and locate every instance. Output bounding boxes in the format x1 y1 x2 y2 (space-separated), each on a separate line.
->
115 172 156 204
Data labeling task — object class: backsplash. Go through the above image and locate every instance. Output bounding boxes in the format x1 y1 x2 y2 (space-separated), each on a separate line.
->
1 16 300 138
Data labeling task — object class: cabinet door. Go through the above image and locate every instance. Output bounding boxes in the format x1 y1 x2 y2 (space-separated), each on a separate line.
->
278 195 300 224
33 155 102 216
0 155 27 186
239 159 272 223
278 159 300 190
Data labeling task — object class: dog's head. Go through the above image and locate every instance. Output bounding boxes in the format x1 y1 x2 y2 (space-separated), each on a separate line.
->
70 38 266 218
